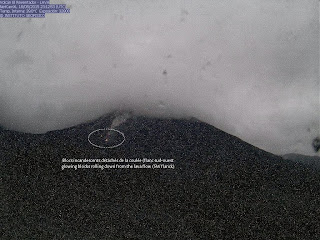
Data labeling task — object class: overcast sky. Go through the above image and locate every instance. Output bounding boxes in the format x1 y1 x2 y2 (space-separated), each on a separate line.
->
0 0 319 156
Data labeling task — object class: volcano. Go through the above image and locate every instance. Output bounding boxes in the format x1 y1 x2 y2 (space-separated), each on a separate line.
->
1 113 320 239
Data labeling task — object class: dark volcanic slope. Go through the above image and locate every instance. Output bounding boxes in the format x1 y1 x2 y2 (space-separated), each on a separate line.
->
283 153 320 170
1 114 320 239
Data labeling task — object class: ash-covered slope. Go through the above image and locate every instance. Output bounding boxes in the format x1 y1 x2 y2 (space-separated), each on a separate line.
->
1 114 320 239
283 153 320 170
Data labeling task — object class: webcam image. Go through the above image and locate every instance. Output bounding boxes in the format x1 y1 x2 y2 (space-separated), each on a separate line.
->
1 1 319 239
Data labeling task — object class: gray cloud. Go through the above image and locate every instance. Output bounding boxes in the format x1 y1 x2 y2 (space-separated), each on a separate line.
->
0 0 318 156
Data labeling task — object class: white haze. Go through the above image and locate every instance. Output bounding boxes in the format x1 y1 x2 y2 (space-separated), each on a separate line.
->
0 0 319 156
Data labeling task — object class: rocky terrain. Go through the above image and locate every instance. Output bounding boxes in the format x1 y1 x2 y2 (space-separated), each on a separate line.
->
283 153 320 170
1 113 320 239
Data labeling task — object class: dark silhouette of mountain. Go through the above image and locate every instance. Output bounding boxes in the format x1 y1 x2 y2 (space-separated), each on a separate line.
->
283 153 320 170
1 113 320 239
